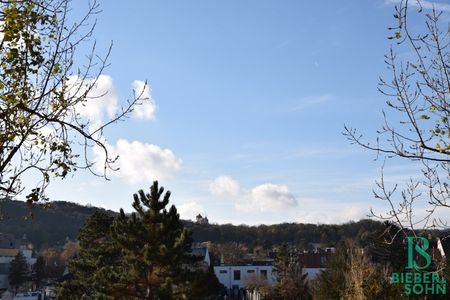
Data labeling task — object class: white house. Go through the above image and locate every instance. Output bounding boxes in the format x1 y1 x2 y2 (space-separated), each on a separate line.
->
213 264 325 290
213 265 275 289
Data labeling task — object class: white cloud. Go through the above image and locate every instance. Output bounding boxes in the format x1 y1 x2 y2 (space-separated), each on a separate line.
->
420 0 450 11
293 197 370 224
209 176 241 196
237 183 298 213
343 206 367 221
68 76 175 184
23 126 57 149
132 80 156 120
209 176 298 213
385 0 450 12
94 139 182 184
70 75 119 125
68 76 156 129
177 201 206 221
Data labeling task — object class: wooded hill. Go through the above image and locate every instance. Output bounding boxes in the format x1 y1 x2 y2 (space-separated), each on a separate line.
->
0 199 386 249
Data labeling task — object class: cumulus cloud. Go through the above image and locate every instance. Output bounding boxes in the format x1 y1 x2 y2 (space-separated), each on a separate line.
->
64 75 176 183
209 176 241 196
132 80 156 120
209 176 298 213
67 76 156 128
70 74 119 125
94 139 182 183
177 201 206 221
237 183 298 213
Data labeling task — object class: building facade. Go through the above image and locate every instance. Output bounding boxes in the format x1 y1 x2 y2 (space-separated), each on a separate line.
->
0 234 36 291
213 265 275 289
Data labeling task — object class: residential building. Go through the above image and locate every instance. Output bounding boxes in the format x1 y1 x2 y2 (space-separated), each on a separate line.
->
0 234 36 291
214 264 275 289
212 248 329 289
190 244 211 266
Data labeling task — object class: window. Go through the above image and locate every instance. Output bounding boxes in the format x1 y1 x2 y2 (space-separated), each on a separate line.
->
219 270 227 274
260 270 267 279
233 270 241 280
0 263 10 275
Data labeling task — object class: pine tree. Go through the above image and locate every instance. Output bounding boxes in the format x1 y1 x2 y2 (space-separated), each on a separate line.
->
58 211 120 299
31 256 45 288
58 181 199 300
8 251 29 290
110 181 192 299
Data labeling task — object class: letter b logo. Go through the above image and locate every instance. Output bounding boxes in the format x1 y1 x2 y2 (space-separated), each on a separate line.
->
406 236 431 270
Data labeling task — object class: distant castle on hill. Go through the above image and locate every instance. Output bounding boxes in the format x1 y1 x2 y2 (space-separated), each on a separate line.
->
196 214 209 225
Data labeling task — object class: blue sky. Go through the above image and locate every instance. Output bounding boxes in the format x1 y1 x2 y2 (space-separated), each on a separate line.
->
31 0 450 225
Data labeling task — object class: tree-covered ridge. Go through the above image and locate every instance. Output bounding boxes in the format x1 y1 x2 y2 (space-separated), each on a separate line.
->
0 198 395 250
0 199 116 248
188 218 387 249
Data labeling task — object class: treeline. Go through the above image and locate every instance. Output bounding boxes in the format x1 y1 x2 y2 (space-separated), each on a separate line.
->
187 219 385 249
2 199 387 249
